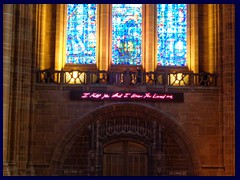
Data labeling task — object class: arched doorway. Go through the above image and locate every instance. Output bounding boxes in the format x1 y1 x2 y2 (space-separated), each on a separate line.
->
50 102 201 176
103 141 148 176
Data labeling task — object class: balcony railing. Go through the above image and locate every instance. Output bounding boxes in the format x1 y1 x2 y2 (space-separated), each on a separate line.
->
36 69 217 87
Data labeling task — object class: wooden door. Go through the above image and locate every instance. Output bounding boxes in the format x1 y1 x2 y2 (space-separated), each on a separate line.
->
103 141 148 176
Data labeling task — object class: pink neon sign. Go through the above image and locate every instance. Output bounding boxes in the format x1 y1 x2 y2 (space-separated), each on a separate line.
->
70 91 184 102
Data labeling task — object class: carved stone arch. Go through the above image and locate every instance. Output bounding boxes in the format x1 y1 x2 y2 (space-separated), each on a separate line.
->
50 102 201 176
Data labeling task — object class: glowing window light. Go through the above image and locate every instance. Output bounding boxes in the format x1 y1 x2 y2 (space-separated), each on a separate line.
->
65 71 86 84
157 4 187 66
66 4 97 64
112 4 142 65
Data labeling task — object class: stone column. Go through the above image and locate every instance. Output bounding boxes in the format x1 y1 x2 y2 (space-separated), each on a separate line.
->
207 4 218 73
187 4 199 73
98 4 110 71
3 4 14 176
198 4 218 73
220 4 235 176
55 4 67 70
7 4 36 175
36 4 56 70
144 4 155 72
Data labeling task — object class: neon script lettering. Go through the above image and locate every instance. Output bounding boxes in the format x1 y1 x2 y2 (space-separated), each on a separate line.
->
71 91 183 102
81 92 174 100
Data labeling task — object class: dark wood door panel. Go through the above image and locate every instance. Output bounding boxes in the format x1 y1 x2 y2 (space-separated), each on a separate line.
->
103 141 148 176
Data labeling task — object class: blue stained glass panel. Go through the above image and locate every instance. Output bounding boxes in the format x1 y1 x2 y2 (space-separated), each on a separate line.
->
112 4 142 65
66 4 97 64
157 4 187 66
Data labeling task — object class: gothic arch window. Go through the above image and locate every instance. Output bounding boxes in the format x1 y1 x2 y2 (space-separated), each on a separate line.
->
111 4 142 65
157 4 187 66
66 4 97 64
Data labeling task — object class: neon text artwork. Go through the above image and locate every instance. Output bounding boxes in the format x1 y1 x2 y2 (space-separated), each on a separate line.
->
70 91 184 102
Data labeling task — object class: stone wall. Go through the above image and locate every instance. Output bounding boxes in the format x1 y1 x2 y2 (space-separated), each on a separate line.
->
31 85 223 175
3 4 235 176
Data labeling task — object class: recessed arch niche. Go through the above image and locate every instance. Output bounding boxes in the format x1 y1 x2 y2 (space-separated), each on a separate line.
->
50 102 201 176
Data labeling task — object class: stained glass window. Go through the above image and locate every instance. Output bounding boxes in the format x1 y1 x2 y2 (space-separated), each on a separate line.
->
112 4 142 65
157 4 187 66
66 4 97 64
